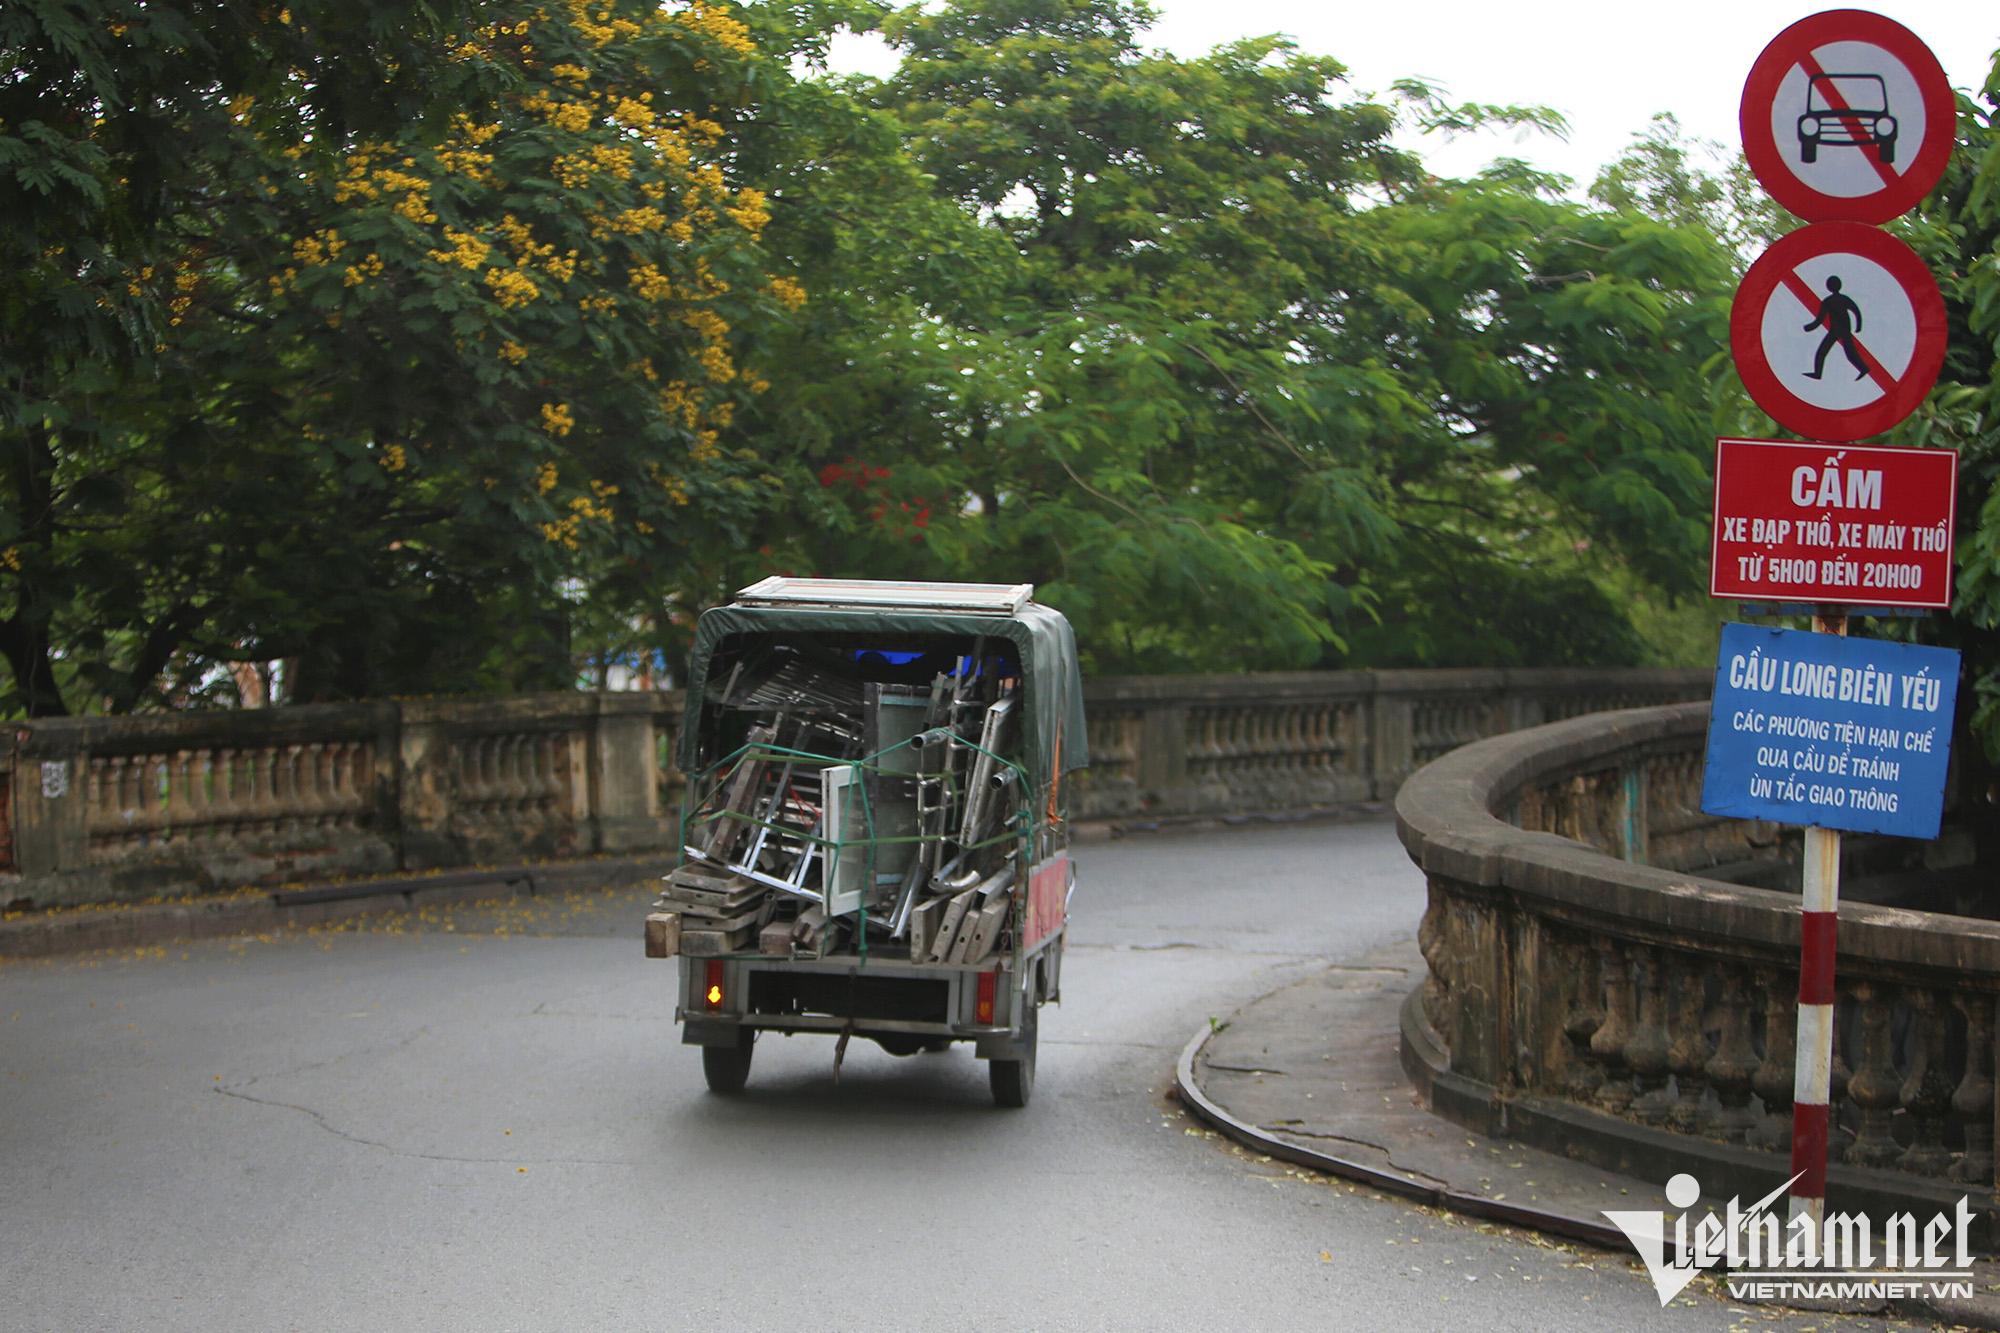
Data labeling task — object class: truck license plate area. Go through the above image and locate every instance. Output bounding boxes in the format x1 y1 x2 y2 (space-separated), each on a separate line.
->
747 972 950 1025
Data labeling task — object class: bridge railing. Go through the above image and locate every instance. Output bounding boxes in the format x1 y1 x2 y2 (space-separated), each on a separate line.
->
1073 668 1708 820
1396 701 1997 1228
1 668 1707 908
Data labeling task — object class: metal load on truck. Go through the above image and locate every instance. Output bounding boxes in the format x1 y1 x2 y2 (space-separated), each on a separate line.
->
645 578 1087 967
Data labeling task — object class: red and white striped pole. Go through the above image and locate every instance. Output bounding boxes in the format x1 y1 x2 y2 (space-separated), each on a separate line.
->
1789 612 1846 1226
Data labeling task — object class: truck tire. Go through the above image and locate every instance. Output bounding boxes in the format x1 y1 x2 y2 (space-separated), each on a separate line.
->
989 1009 1037 1108
702 1029 755 1094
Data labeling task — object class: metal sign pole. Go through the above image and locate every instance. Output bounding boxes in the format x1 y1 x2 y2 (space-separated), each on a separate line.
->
1788 610 1846 1226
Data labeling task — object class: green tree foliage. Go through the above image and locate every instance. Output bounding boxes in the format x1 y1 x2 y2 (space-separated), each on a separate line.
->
1903 59 2000 776
745 0 1741 674
2 0 796 713
1 0 1805 712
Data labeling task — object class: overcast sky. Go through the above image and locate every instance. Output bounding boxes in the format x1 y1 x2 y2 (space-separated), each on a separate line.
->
830 2 1998 190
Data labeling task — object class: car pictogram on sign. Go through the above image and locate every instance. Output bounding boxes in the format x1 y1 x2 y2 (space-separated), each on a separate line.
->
1740 9 1953 223
1798 73 1895 164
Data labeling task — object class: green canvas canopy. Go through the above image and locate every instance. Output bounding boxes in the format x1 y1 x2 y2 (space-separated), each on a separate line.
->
680 600 1088 789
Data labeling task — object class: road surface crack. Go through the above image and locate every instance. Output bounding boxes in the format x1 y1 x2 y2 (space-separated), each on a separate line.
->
211 1084 638 1167
1261 1124 1451 1189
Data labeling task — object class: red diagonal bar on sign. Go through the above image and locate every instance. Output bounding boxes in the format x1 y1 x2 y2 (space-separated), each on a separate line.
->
1796 51 1903 192
1775 266 1900 395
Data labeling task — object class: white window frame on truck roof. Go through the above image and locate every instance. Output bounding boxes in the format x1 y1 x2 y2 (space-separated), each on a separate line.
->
732 577 1034 615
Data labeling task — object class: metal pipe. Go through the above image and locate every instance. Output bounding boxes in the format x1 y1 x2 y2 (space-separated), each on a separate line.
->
971 863 1014 901
931 852 980 892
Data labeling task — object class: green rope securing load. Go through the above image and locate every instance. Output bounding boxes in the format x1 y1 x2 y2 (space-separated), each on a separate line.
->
659 643 1040 965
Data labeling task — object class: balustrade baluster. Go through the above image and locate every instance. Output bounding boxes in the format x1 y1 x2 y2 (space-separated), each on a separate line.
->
165 750 196 844
1706 968 1761 1143
1752 972 1800 1144
474 737 498 817
509 735 532 814
1950 994 1995 1186
1830 1026 1853 1161
278 744 303 833
139 756 166 838
489 735 512 816
502 735 529 813
340 740 366 823
250 747 278 833
1186 712 1217 782
539 733 561 813
1898 989 1954 1176
1561 936 1604 1102
1666 955 1712 1135
1416 894 1451 1042
538 734 564 813
1844 981 1902 1168
347 741 367 819
106 756 132 835
1301 706 1326 774
306 742 333 830
1591 941 1636 1115
196 747 222 832
85 757 112 854
1626 950 1674 1124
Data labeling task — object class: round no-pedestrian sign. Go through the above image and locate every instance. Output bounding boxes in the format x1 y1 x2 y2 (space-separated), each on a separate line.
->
1739 9 1955 224
1729 222 1946 442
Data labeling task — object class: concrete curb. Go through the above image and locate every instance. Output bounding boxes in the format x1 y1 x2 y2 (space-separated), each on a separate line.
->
1176 1011 2000 1328
0 854 680 960
1173 1019 1628 1250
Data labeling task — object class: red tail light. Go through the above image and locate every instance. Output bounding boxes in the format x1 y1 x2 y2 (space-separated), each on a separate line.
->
975 970 996 1025
704 959 725 1011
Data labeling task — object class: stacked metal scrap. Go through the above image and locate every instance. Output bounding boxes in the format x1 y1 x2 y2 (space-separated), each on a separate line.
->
648 645 1028 964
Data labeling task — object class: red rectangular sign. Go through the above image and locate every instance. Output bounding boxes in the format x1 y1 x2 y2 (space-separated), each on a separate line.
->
1710 437 1957 608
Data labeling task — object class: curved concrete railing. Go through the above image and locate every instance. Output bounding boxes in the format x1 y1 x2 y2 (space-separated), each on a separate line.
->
2 668 1707 907
1396 700 1997 1232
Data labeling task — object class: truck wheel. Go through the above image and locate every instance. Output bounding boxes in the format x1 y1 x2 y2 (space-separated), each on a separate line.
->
702 1029 755 1094
989 1010 1037 1109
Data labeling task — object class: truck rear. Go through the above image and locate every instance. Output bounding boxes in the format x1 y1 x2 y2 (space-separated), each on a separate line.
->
645 578 1087 1107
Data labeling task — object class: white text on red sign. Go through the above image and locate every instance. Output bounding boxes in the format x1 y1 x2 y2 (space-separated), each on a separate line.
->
1709 437 1956 608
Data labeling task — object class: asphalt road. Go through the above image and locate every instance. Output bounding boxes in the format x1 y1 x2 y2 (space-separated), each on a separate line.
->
1 819 1887 1331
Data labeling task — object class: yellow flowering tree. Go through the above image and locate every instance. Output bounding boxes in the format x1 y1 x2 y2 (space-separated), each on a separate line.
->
2 0 800 710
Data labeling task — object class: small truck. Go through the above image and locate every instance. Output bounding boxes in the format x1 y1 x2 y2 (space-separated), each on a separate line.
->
646 578 1087 1107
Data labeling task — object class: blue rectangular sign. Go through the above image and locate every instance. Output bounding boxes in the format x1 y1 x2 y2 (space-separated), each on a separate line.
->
1702 623 1959 839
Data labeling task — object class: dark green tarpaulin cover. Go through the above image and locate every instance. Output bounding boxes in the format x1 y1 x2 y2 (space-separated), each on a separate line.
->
680 601 1088 787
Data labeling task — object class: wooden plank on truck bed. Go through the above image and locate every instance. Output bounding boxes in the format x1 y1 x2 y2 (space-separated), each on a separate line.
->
679 923 755 955
758 916 793 956
953 899 1009 965
670 899 765 934
909 895 947 961
663 864 765 912
926 888 980 964
644 911 680 958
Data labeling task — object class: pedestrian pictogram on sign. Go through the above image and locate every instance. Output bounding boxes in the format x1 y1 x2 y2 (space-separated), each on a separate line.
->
1739 9 1955 224
1730 222 1946 442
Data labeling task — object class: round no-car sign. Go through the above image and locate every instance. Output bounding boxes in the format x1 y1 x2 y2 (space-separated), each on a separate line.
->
1730 222 1946 442
1739 9 1954 223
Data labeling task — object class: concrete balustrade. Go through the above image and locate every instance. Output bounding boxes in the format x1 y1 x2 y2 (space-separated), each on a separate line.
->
1396 701 1998 1234
0 668 1707 909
